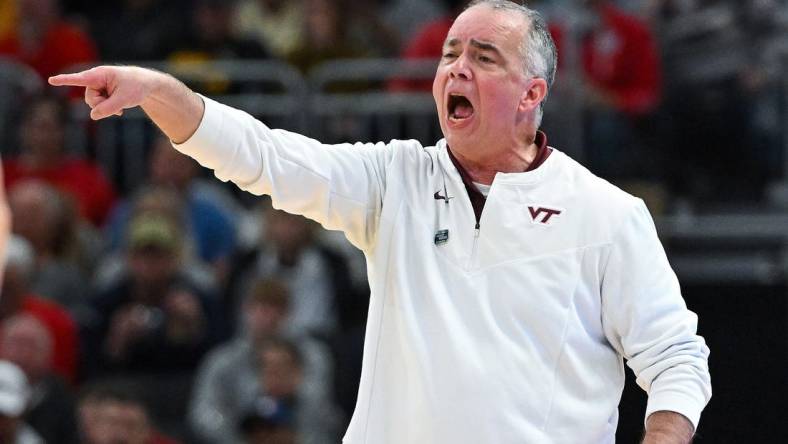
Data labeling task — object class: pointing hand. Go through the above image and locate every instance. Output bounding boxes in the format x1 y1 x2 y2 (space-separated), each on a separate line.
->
49 66 155 120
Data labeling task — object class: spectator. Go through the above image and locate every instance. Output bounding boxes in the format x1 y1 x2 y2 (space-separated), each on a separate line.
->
577 0 663 179
189 279 336 444
170 0 269 62
77 380 180 444
231 201 350 339
287 0 374 74
0 360 44 444
0 314 79 444
0 0 96 79
0 235 79 385
3 93 117 226
241 338 339 444
388 0 468 91
343 0 401 58
232 0 305 59
8 180 92 314
653 0 786 201
167 0 271 95
104 137 238 284
377 0 447 48
83 211 222 377
89 0 189 61
579 0 662 116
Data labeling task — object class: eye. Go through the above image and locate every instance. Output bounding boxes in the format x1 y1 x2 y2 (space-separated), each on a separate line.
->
478 55 495 64
442 53 457 60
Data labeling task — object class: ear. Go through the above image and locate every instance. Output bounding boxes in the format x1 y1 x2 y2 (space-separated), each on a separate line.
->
518 78 549 114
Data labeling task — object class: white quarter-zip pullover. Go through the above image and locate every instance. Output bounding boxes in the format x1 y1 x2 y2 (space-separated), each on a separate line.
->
175 97 711 444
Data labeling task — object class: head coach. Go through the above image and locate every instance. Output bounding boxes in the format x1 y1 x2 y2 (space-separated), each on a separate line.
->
50 1 711 442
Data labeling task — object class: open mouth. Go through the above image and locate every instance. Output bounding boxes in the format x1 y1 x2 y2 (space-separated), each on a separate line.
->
448 94 474 121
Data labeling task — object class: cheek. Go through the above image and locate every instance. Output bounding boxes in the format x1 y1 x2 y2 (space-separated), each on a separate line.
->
480 84 521 121
432 70 445 108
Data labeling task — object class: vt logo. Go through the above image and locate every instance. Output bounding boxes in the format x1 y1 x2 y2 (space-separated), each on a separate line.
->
528 206 562 225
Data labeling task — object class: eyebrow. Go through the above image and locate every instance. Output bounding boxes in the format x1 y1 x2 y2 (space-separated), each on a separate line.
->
443 38 503 56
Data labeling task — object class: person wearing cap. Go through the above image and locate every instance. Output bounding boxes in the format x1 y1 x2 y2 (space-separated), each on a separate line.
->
0 360 44 444
50 1 711 442
82 211 222 377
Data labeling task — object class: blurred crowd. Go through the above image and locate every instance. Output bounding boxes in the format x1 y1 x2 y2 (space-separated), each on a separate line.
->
0 0 787 443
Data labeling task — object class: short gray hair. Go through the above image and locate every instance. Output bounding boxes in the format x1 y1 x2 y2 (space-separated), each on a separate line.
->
466 0 558 120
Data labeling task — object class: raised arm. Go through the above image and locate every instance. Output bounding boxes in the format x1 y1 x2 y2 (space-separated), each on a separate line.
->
50 66 396 251
49 66 204 143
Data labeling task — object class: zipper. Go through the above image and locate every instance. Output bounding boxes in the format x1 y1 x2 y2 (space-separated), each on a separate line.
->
470 221 481 268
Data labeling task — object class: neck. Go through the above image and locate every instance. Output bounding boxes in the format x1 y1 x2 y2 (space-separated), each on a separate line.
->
450 133 539 185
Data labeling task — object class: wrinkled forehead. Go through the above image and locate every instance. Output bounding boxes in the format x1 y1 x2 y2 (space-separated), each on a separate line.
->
444 4 527 52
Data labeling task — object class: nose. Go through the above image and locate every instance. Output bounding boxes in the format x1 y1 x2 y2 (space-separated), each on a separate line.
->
449 54 472 81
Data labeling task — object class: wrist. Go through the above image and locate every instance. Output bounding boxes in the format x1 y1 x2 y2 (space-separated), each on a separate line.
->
643 411 694 444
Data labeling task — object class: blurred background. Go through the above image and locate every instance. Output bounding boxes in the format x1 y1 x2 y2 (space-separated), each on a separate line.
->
0 0 786 442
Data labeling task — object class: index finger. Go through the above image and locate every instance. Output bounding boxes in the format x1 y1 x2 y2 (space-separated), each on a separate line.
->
48 69 103 88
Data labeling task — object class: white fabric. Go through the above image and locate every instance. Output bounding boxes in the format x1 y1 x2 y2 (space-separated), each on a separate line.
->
473 181 491 197
174 97 712 444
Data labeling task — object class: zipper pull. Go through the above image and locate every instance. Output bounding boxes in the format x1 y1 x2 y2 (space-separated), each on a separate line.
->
474 222 480 238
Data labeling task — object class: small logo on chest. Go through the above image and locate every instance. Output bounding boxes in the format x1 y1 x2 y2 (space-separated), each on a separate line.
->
528 206 562 225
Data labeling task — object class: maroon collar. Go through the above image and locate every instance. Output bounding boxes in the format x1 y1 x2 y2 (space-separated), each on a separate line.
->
446 131 552 225
527 131 551 172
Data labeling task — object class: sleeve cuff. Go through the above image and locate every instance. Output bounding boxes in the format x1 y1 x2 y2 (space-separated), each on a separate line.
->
171 94 230 171
644 390 705 432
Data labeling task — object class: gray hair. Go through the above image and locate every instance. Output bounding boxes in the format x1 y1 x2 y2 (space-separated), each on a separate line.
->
466 0 558 121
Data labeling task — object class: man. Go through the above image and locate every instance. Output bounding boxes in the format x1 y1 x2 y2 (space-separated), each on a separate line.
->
77 381 180 444
0 314 79 444
4 94 116 226
0 235 79 385
50 1 711 442
84 212 220 376
189 279 338 444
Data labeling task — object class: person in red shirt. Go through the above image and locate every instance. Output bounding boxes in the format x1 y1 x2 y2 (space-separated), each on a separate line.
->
4 93 116 226
578 0 662 178
579 0 662 116
541 0 662 178
0 235 79 385
0 0 97 80
387 0 467 92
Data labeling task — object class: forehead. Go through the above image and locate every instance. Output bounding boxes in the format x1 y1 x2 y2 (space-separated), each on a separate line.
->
445 5 526 51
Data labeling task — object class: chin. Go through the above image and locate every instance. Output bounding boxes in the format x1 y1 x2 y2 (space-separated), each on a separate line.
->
444 134 473 155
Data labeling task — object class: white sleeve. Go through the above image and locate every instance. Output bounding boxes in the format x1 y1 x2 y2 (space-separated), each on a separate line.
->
601 200 712 431
173 96 394 251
